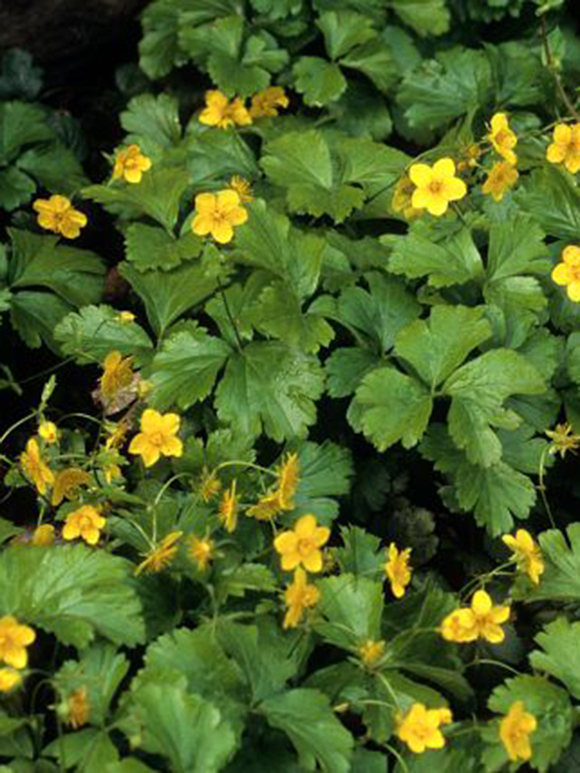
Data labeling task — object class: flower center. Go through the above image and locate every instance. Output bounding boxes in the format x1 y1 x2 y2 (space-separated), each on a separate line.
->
297 537 315 557
149 431 166 447
428 180 444 195
496 129 511 147
570 265 580 282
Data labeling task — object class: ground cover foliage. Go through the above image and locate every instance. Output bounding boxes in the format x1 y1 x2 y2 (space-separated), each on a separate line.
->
3 0 580 770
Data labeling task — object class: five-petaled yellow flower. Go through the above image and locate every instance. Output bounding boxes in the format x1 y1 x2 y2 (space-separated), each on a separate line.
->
51 467 92 507
100 351 135 403
31 523 56 546
488 113 517 165
482 161 519 202
129 409 183 467
385 543 412 598
0 615 36 669
409 158 467 216
113 144 152 183
358 639 386 667
396 703 452 754
20 437 54 495
192 190 248 244
33 195 87 239
0 667 22 692
502 529 544 585
218 480 239 533
135 531 182 576
440 589 510 644
274 514 330 573
38 420 58 444
188 535 215 571
499 701 537 762
249 86 289 118
545 421 580 458
62 505 106 546
546 123 580 174
552 245 580 302
283 567 320 629
199 89 252 129
228 175 253 203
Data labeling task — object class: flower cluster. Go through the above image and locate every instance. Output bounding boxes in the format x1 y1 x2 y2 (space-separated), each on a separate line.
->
440 589 510 644
199 87 289 129
396 703 452 753
0 615 36 693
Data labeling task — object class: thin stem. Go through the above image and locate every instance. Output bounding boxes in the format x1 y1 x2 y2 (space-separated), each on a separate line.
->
466 658 522 677
538 446 558 531
217 276 244 351
540 15 580 121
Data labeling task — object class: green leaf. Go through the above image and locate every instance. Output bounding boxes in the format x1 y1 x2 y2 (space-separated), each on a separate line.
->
214 563 277 603
485 216 549 282
215 342 325 442
316 574 384 649
184 128 259 188
124 224 202 272
340 38 398 93
351 367 433 451
486 41 546 108
10 291 73 349
292 57 347 107
0 101 54 162
0 545 144 647
325 347 381 398
0 166 35 210
517 166 580 241
444 349 545 467
531 618 580 700
261 689 353 773
149 323 231 410
391 0 450 37
335 525 385 580
514 524 580 603
44 729 119 773
387 226 484 287
120 94 182 157
0 48 43 101
139 1 183 79
17 144 87 194
395 305 491 390
317 11 376 60
329 83 393 141
0 517 22 544
54 304 154 365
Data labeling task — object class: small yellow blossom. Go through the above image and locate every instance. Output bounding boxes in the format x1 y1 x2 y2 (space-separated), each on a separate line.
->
385 543 412 598
0 616 36 669
51 467 92 507
358 639 386 667
65 687 90 729
546 123 580 174
33 195 87 239
103 461 123 484
38 421 58 444
228 175 253 203
199 90 252 129
457 143 482 172
396 703 452 754
100 351 135 403
283 567 320 629
199 467 222 502
391 174 424 220
440 590 510 644
135 531 182 576
502 529 544 585
249 86 289 118
499 701 537 762
62 505 106 546
488 113 517 165
274 514 330 573
188 535 214 571
115 311 136 324
275 453 300 510
0 668 22 692
105 421 130 451
545 421 580 458
409 158 467 216
246 490 284 521
552 245 580 302
20 437 54 495
113 144 152 183
218 480 239 533
192 190 248 244
31 524 55 546
482 161 519 202
128 409 183 468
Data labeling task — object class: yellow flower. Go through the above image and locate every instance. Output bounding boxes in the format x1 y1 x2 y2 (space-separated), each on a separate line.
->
103 462 123 484
482 162 519 202
249 86 289 118
31 524 55 546
488 113 517 165
552 245 580 302
128 409 183 467
112 144 152 183
105 420 130 451
100 351 135 403
0 668 22 692
391 174 424 220
199 90 252 129
396 703 452 754
218 480 239 533
409 158 467 216
199 467 222 502
546 123 580 174
20 437 54 495
38 420 58 444
188 535 214 571
33 195 87 239
192 190 248 244
115 311 136 324
246 490 284 521
502 529 544 585
274 514 331 573
51 467 92 507
62 505 106 546
358 639 386 667
228 175 253 203
135 531 182 576
275 453 300 511
0 616 36 669
440 590 510 644
457 143 482 172
499 701 537 762
65 687 90 729
283 567 320 629
545 421 580 458
385 543 412 598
